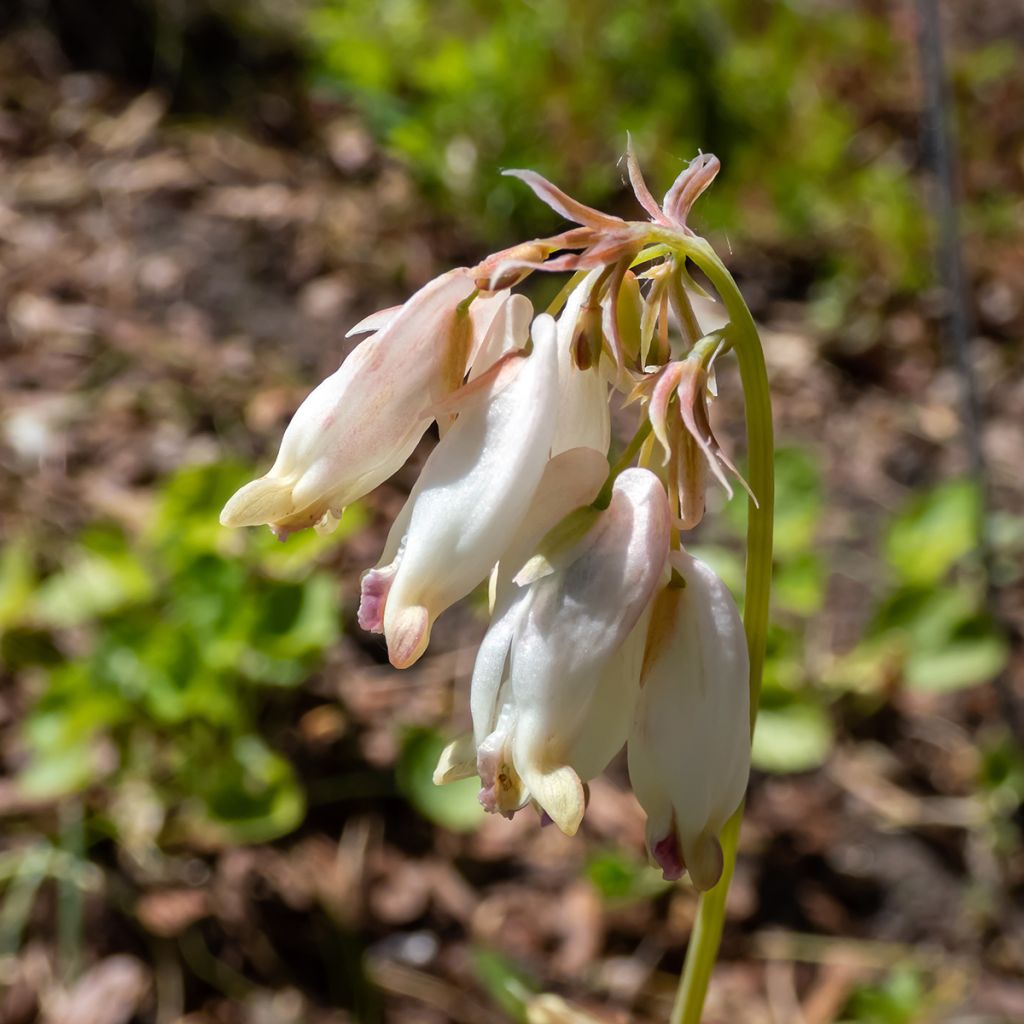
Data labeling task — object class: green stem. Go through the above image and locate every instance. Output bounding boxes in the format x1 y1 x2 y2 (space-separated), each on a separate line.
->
667 236 774 1024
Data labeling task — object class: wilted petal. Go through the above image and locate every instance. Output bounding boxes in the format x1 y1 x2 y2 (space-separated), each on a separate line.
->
503 169 626 231
662 153 720 232
363 313 560 668
628 550 750 890
648 362 685 463
675 360 754 503
624 136 671 225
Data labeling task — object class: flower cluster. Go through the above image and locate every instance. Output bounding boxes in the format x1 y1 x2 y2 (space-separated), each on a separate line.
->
221 148 755 891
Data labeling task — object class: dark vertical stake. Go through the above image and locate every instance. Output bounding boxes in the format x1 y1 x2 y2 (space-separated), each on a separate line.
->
914 0 1023 736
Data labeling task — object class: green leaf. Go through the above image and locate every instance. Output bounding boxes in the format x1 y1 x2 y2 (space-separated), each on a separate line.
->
885 479 979 586
586 850 670 906
191 737 305 844
0 540 35 632
470 947 536 1023
18 741 97 799
905 631 1008 692
842 966 927 1024
32 528 154 628
252 502 367 578
725 447 822 560
752 700 833 773
774 551 824 615
772 447 824 559
151 461 252 557
396 728 483 833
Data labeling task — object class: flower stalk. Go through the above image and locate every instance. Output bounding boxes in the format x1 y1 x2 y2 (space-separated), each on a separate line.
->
665 237 774 1024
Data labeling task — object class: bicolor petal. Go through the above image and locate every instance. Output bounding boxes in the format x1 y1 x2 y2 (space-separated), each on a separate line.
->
220 269 481 536
361 313 560 668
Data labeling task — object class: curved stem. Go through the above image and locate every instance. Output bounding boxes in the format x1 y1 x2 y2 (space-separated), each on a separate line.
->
668 236 775 1024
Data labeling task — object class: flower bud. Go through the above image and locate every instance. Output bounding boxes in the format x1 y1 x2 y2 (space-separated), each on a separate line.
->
553 271 611 456
358 310 559 668
219 270 509 538
628 550 750 890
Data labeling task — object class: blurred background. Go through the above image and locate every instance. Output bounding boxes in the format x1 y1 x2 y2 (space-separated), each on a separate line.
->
1 1 1023 1022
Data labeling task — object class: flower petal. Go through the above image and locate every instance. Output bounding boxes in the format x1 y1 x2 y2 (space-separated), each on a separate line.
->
220 269 477 534
503 168 626 231
628 551 749 889
624 136 671 225
375 312 560 666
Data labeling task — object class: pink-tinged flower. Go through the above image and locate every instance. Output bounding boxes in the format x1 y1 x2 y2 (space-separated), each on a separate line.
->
628 550 750 891
358 307 559 669
219 270 507 538
443 469 670 834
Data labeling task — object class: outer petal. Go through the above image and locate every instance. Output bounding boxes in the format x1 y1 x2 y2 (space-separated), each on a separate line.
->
489 446 608 614
220 269 477 533
371 313 560 667
565 608 651 781
628 550 750 890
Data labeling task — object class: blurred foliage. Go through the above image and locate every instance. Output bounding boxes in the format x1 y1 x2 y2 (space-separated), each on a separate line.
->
471 945 538 1023
396 727 484 832
700 448 1008 775
3 462 364 848
307 0 931 294
841 966 929 1024
585 849 670 907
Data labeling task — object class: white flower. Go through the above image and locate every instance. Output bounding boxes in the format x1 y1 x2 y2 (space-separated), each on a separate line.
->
628 550 750 890
358 304 560 668
219 270 507 537
439 468 670 834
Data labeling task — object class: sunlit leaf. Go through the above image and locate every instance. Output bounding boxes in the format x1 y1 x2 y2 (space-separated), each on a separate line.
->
774 551 824 615
885 479 979 586
586 850 669 905
32 529 154 628
752 700 833 773
0 539 35 632
190 736 305 845
396 728 484 833
470 947 536 1023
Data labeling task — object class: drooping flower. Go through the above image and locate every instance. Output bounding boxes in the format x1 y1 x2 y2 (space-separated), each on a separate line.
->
437 468 670 834
628 550 750 891
219 270 507 538
358 305 560 668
